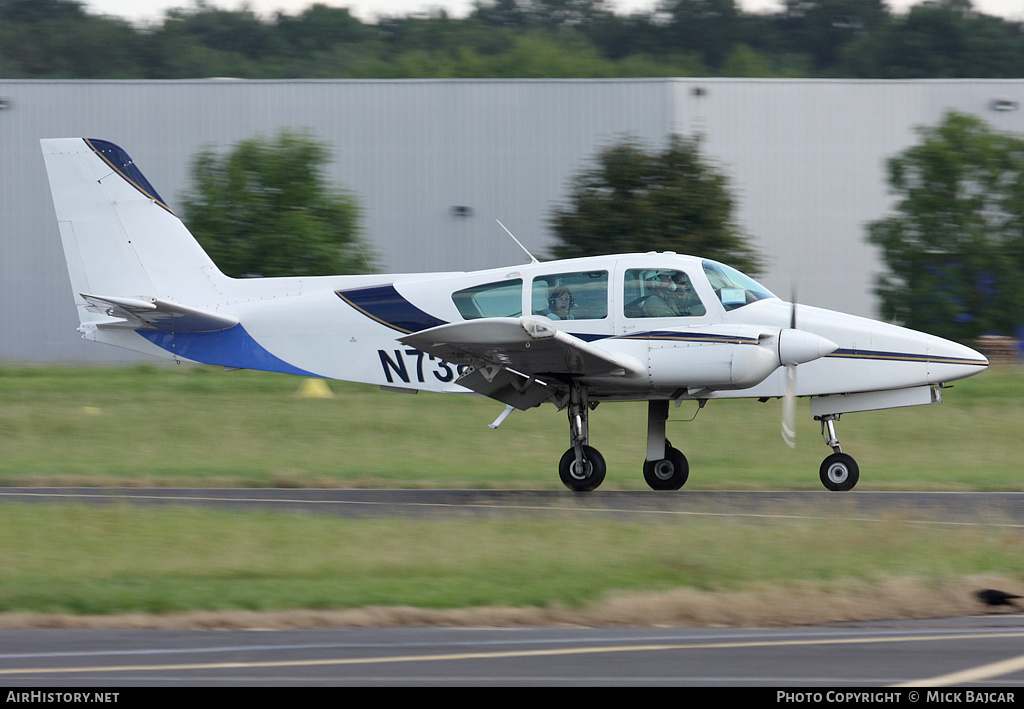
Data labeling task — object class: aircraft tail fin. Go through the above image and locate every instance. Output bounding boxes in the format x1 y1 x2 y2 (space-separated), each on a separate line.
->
41 138 229 330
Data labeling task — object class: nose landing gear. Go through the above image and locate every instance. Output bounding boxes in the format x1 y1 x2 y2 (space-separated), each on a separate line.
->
816 414 859 491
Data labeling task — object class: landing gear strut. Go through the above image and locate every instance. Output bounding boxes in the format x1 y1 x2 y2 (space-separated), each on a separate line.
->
642 400 689 490
558 382 606 491
815 414 859 491
556 390 689 492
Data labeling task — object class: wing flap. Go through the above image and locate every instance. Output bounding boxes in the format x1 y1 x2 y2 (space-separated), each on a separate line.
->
456 366 558 410
82 294 239 332
399 316 643 378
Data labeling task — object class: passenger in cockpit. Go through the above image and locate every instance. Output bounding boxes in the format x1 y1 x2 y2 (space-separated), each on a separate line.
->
670 272 706 316
547 285 575 320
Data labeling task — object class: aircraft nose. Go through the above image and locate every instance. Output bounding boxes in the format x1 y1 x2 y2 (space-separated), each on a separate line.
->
927 336 989 383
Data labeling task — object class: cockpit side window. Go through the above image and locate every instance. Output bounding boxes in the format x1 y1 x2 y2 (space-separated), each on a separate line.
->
532 271 608 321
452 279 523 320
623 269 707 318
701 260 775 311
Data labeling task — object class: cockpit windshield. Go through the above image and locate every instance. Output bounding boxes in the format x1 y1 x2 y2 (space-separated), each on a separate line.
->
702 260 776 311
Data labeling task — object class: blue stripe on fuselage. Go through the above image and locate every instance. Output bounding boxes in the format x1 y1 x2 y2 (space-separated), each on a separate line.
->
335 284 448 334
616 330 760 345
137 324 322 377
826 348 988 366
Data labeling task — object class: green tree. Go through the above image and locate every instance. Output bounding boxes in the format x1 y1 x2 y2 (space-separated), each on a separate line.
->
472 0 615 30
719 44 778 77
180 130 373 278
0 0 143 78
656 0 745 69
548 135 762 274
867 111 1024 342
839 0 1024 78
775 0 889 71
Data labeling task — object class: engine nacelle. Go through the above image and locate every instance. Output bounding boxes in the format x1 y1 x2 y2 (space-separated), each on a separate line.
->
648 327 839 391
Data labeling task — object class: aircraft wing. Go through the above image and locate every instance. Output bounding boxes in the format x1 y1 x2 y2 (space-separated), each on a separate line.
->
399 316 642 409
81 294 239 332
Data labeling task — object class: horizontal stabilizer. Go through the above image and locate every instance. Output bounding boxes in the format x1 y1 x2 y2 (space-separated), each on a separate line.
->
82 294 239 332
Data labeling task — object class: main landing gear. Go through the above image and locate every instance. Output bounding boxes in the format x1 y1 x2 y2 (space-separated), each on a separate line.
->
555 387 859 493
558 385 688 492
641 400 689 491
558 383 606 491
815 414 859 491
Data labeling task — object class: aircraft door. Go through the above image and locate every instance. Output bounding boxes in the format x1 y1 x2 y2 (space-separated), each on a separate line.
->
529 269 610 340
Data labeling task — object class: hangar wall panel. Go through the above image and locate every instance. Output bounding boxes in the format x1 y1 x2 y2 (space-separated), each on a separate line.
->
668 79 1024 316
1 79 1022 362
0 79 674 361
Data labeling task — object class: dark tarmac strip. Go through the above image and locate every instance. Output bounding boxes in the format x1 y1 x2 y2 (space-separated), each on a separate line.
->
1 619 1024 686
2 488 1024 526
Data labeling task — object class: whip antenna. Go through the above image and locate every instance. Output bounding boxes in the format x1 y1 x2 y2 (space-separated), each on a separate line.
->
497 220 539 264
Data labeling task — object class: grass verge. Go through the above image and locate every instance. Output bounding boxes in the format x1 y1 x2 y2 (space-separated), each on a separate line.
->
0 502 1019 626
1 363 1021 626
0 363 1021 490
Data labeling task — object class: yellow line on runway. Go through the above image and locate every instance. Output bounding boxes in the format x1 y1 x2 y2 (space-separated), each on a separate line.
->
896 652 1024 687
4 632 1024 677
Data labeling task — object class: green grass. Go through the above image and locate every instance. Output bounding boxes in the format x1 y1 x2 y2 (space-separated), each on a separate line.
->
0 363 1020 490
1 363 1021 620
0 502 1020 616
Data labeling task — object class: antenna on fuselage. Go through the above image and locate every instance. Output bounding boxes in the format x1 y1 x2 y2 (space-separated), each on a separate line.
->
496 220 539 264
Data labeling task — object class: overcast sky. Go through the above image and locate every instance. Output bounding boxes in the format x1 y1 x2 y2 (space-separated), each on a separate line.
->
81 0 1024 25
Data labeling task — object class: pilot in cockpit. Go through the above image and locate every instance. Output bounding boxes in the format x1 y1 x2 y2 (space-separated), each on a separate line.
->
641 271 679 317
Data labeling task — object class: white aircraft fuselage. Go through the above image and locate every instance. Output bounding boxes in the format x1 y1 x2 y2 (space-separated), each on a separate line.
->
41 137 988 492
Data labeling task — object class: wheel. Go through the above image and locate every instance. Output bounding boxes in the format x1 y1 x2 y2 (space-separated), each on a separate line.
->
559 445 607 492
643 446 689 491
819 452 859 491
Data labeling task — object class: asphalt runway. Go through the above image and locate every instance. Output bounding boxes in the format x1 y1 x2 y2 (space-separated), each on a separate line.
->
1 619 1024 686
2 487 1024 527
2 488 1023 687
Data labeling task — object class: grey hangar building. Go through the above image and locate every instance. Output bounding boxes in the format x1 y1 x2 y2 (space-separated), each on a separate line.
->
2 77 1022 363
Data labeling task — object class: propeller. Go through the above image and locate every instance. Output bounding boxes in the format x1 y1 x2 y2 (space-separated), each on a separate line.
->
781 294 798 448
776 292 837 448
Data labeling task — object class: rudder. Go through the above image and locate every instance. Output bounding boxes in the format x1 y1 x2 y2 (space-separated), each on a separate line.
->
41 138 228 325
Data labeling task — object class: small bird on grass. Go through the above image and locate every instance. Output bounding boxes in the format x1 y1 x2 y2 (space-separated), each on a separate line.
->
976 589 1023 611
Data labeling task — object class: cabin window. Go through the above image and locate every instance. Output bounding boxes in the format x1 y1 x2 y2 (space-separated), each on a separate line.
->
532 271 608 321
702 260 774 311
623 269 707 318
452 279 523 320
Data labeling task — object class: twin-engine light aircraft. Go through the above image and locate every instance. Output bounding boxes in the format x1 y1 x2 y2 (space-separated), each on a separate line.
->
41 138 989 491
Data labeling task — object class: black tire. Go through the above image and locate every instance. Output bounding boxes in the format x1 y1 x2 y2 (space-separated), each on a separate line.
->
643 446 689 491
819 452 859 491
558 445 607 492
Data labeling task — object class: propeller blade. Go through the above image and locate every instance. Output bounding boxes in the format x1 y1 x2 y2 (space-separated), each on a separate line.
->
782 363 796 448
782 287 797 447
